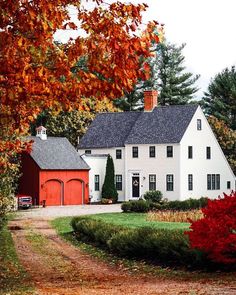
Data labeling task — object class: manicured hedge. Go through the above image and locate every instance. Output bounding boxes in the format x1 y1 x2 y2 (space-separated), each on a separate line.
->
121 197 208 213
71 216 209 268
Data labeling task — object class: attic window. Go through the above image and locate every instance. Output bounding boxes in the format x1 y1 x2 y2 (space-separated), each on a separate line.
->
197 119 202 130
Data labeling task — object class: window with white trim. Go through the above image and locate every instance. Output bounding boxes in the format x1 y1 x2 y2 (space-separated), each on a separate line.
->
116 149 122 159
207 174 220 190
132 146 138 158
94 175 100 191
167 146 173 158
149 174 156 191
166 174 174 191
115 175 122 191
197 119 202 130
188 146 193 159
188 174 193 190
149 146 156 158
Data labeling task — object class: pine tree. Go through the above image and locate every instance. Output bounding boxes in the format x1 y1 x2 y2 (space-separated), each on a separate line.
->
101 155 118 203
156 43 199 105
201 66 236 130
114 42 199 110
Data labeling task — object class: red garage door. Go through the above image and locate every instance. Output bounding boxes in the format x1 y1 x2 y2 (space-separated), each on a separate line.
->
64 179 83 205
44 179 62 206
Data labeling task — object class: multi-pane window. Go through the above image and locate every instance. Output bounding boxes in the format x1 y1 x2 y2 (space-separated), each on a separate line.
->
216 174 220 190
188 146 193 159
227 181 231 189
149 146 156 158
207 174 220 190
115 175 122 191
149 174 156 191
94 175 100 191
116 149 122 159
206 146 211 159
132 146 138 158
188 174 193 190
197 119 202 130
207 174 211 190
167 146 173 158
166 174 174 191
85 150 91 155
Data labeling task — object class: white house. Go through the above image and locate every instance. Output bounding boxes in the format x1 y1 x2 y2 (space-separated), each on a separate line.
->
78 90 235 202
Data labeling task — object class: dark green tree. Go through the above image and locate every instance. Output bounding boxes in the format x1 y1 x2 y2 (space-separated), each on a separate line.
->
201 66 236 130
101 155 118 203
114 42 199 110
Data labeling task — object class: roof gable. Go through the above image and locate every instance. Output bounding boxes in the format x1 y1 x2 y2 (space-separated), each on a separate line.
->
78 105 199 148
29 137 90 170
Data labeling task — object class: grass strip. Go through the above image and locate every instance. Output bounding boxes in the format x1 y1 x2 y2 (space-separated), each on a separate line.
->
0 218 33 295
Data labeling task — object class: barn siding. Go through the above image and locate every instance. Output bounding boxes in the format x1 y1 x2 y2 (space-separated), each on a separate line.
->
18 153 40 205
39 170 89 205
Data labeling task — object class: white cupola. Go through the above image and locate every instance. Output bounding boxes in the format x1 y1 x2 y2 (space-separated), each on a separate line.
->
36 126 47 140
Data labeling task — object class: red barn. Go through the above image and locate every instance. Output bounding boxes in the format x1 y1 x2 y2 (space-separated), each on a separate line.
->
19 126 90 206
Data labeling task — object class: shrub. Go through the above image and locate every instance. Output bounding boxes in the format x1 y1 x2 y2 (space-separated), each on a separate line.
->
186 192 236 265
71 217 121 246
161 197 208 211
130 200 150 212
121 200 150 213
144 190 163 203
121 202 132 212
72 216 205 267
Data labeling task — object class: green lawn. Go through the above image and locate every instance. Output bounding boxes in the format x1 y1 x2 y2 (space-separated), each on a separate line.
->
52 213 189 235
88 213 190 229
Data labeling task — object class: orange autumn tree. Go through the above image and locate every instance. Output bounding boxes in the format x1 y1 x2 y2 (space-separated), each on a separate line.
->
0 0 162 214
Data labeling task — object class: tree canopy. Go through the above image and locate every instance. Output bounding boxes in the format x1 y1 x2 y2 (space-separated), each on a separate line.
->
114 41 199 111
0 0 162 168
202 66 236 130
32 97 117 147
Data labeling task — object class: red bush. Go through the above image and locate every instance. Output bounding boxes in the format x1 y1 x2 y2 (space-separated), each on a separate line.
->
186 192 236 265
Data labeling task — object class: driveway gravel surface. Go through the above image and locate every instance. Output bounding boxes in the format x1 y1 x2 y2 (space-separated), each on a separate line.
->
17 204 122 219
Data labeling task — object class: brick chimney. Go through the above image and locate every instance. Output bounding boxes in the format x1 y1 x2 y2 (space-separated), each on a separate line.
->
144 90 158 111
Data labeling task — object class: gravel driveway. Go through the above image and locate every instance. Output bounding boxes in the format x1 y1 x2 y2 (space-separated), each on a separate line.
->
16 204 122 219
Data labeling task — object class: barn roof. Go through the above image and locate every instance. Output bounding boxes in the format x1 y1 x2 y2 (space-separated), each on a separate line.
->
28 136 90 170
79 104 199 148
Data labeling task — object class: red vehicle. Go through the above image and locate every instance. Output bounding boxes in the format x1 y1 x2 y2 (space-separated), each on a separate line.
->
17 194 32 209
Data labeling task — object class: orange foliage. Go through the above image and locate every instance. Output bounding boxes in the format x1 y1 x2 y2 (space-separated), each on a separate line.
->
0 0 163 168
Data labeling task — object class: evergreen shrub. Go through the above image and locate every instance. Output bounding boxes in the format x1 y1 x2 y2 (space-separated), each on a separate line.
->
101 155 118 203
144 190 163 203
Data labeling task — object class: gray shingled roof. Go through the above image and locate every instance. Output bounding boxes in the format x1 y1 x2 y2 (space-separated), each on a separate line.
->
79 112 141 148
79 105 199 148
125 105 199 144
29 136 90 170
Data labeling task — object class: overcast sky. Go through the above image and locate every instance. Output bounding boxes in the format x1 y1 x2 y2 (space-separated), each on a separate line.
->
54 0 236 99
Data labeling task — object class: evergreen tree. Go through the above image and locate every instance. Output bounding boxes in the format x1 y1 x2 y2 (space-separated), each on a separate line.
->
101 155 118 203
201 66 236 130
114 42 199 110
